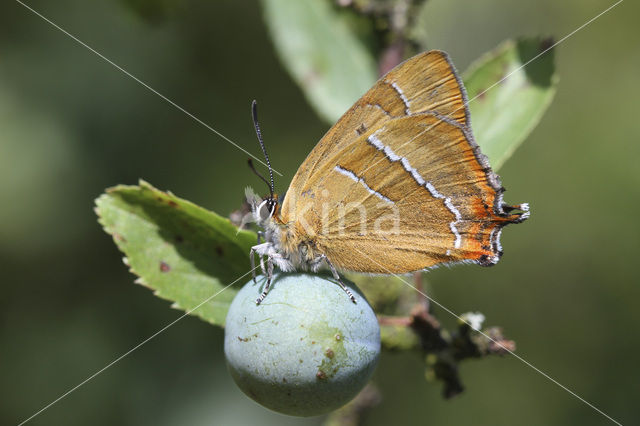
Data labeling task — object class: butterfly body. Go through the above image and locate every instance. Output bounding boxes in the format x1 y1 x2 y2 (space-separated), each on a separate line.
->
249 50 529 304
251 204 322 273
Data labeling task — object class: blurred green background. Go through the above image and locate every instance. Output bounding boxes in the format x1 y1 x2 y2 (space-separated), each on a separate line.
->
1 0 638 425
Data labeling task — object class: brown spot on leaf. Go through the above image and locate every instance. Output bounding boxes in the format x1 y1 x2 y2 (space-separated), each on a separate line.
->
159 261 171 272
175 234 184 243
215 246 224 256
168 200 178 208
113 233 127 243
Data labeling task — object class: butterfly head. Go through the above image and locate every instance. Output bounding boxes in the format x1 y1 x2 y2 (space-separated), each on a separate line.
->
253 195 278 225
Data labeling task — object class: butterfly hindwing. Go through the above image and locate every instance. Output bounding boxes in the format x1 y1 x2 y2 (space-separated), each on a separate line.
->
278 51 527 273
284 113 524 272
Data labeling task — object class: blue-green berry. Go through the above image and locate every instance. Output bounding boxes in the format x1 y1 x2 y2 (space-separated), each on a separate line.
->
224 273 380 416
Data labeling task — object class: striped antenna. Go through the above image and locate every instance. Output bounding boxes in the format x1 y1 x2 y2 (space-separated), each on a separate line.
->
251 100 275 199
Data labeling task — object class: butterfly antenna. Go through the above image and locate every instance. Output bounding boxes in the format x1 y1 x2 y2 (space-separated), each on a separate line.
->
247 158 272 193
251 100 275 199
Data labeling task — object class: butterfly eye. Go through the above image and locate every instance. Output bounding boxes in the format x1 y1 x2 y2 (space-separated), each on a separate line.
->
258 199 276 221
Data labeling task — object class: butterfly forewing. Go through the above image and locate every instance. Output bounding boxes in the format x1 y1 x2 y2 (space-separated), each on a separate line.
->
282 51 470 214
378 50 470 126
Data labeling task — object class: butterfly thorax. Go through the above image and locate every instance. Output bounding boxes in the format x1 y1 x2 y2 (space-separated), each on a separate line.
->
252 204 322 273
250 199 356 305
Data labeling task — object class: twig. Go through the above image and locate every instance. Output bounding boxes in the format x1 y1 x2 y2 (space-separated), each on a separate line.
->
322 384 382 426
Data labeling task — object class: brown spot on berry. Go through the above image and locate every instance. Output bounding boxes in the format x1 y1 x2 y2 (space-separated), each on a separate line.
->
316 371 327 380
325 348 334 359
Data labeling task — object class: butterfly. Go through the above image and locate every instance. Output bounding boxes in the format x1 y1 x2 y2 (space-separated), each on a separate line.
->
247 50 529 304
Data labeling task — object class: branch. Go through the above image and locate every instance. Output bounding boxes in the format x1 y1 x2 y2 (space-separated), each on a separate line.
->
336 0 427 75
380 304 516 399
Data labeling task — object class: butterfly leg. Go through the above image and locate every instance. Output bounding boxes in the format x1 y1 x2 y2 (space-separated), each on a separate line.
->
249 246 258 284
256 255 274 305
256 233 267 280
320 255 356 304
250 242 270 284
259 255 267 277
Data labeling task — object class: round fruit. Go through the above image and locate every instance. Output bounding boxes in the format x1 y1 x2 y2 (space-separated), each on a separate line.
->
224 273 380 416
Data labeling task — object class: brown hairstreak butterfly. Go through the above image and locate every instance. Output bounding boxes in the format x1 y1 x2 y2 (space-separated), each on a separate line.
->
248 50 529 304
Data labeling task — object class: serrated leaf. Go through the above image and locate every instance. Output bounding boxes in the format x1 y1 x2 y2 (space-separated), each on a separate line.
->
261 0 377 123
463 38 558 170
95 180 257 326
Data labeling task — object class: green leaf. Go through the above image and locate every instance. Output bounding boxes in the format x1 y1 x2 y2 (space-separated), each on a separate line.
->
95 180 257 326
261 0 377 123
463 38 558 170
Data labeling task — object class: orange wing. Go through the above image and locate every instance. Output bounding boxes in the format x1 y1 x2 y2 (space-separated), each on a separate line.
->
279 51 527 273
281 50 470 217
